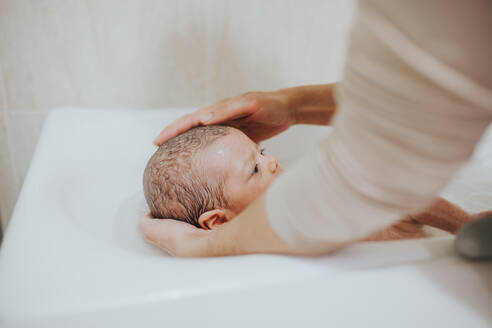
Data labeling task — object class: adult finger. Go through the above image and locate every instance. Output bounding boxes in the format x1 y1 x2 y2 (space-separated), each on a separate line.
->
139 214 208 257
153 113 202 146
153 99 254 146
152 103 227 146
201 97 256 126
139 214 176 254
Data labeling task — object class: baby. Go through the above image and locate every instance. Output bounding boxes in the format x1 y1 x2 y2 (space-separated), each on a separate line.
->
143 125 489 240
143 125 280 230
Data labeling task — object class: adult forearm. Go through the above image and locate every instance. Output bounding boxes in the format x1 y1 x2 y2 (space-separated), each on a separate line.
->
276 84 338 126
409 197 475 234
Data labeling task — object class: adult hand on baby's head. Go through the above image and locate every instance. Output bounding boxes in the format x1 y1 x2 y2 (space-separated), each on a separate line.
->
140 213 210 257
153 91 295 146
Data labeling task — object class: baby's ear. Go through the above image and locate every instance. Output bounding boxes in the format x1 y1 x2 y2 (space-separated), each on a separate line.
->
198 209 229 230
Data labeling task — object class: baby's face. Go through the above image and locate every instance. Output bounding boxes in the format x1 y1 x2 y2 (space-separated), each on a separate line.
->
195 128 282 217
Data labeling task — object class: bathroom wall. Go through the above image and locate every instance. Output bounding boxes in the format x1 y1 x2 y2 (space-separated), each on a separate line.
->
0 0 355 230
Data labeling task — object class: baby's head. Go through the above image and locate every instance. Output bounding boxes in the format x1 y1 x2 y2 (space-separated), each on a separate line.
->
143 125 281 229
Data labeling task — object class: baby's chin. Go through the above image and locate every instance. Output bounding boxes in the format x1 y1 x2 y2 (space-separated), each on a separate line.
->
270 164 283 183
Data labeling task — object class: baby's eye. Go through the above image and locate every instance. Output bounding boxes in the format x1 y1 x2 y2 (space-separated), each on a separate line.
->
253 164 259 174
260 148 265 155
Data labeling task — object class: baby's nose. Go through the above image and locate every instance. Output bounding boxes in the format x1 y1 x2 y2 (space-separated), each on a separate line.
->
267 156 279 174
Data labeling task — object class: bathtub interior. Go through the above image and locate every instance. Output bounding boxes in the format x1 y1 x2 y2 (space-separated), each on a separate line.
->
52 108 492 256
1 108 491 324
49 108 334 257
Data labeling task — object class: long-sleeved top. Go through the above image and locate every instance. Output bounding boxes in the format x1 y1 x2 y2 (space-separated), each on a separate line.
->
266 0 492 252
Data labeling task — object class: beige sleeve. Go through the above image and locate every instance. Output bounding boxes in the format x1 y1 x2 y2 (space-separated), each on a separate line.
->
266 0 492 252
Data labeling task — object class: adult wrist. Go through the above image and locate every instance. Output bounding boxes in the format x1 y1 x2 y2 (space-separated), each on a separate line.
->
275 84 338 125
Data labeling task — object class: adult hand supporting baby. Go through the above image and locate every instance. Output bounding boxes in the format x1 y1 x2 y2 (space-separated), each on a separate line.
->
153 84 338 146
140 193 345 257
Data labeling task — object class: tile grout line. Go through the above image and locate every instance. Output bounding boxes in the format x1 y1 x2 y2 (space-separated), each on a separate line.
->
6 109 52 115
0 62 8 114
0 63 6 230
0 62 21 202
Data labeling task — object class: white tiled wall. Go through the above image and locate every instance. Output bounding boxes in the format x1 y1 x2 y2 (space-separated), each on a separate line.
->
0 0 355 230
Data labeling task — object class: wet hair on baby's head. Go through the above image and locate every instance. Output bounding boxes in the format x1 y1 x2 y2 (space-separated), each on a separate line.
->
143 125 232 228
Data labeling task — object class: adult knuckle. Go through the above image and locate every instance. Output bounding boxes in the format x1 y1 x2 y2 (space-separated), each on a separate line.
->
218 98 231 106
243 92 262 106
144 234 155 244
243 91 257 98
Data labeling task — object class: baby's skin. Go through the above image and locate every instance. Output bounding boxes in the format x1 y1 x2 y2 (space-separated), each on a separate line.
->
152 126 490 241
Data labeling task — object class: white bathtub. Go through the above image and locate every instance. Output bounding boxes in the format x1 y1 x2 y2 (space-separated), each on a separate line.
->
0 108 491 327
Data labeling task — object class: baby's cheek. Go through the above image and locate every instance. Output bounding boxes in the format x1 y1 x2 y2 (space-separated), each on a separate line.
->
236 186 262 213
226 188 250 214
252 179 272 202
226 177 267 214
